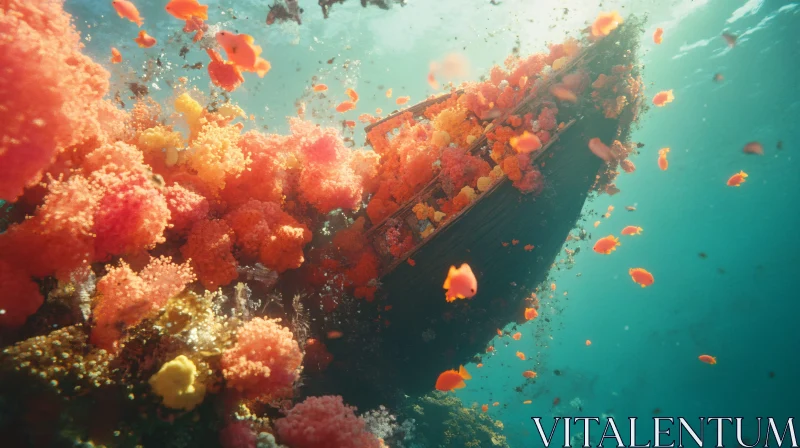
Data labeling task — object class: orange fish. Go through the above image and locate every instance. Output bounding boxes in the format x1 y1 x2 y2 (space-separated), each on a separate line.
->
625 206 636 212
550 84 578 103
593 221 600 228
550 282 556 291
516 351 526 361
215 31 271 77
326 330 343 339
629 268 654 288
335 101 356 113
313 84 328 92
481 404 488 412
376 108 383 115
588 137 612 162
512 332 522 341
743 141 763 155
406 258 416 266
428 71 439 90
165 0 208 20
713 73 724 83
344 120 356 128
385 88 393 98
585 339 592 346
727 170 748 187
591 11 623 37
110 47 122 64
496 328 503 337
523 400 532 404
476 363 483 368
346 88 359 102
658 148 669 171
699 355 717 365
512 239 519 246
621 226 642 236
524 307 538 321
653 90 674 107
510 131 543 154
722 32 737 48
134 30 157 48
112 0 143 27
183 16 207 42
396 96 410 105
206 48 244 92
443 263 478 302
653 28 664 44
524 244 534 251
492 402 500 407
435 365 471 391
522 370 537 378
593 235 620 254
486 346 495 353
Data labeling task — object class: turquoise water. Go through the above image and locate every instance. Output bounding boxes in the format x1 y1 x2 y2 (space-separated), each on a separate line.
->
65 0 799 446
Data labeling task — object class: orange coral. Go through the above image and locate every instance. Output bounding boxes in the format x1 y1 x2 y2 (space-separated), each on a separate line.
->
0 260 44 329
181 219 239 289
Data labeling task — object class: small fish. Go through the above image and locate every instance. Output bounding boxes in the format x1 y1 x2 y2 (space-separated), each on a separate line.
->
492 402 500 407
111 47 122 64
727 170 748 187
777 140 783 150
698 252 708 259
743 141 763 155
621 226 642 236
215 31 271 77
435 365 471 391
396 96 410 105
344 120 355 128
653 27 664 44
652 90 674 107
629 268 654 288
594 221 601 228
481 404 489 412
713 73 724 83
427 71 439 90
346 88 359 102
335 101 356 113
313 84 328 92
510 131 543 154
523 400 532 404
206 48 244 92
385 88 393 98
522 370 537 378
553 397 561 406
516 351 526 361
524 244 534 251
698 354 717 365
165 0 208 21
443 263 478 302
326 330 343 339
134 30 157 48
588 137 612 162
585 339 592 346
524 307 538 320
591 11 623 37
406 258 416 266
658 148 669 171
112 0 143 27
512 239 519 246
512 332 522 341
625 206 636 212
549 84 578 103
593 235 621 254
722 32 737 48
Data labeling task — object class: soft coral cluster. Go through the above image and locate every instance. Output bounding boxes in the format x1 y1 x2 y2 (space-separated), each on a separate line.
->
275 396 381 448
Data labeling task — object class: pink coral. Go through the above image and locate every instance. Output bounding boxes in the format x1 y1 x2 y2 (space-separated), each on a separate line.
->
181 219 239 290
513 167 545 194
0 260 44 329
219 421 256 448
0 0 110 201
275 396 381 448
220 317 303 403
164 183 209 235
537 107 558 132
90 257 195 350
440 147 491 194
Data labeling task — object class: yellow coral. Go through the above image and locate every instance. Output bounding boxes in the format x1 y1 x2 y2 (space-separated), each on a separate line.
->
217 103 247 121
476 176 494 192
186 122 249 192
431 130 451 147
175 92 204 138
552 56 569 71
432 105 482 147
433 211 446 223
148 355 206 411
420 224 435 238
489 165 504 180
138 126 185 167
459 186 477 202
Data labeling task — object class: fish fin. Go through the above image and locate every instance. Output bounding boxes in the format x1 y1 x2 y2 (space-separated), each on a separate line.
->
459 365 471 380
443 266 456 289
453 380 466 389
198 5 209 20
456 293 465 299
242 34 255 44
445 293 454 303
255 59 271 78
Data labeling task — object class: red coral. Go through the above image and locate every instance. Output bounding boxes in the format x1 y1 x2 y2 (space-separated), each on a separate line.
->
221 130 293 207
181 219 239 290
164 183 209 235
221 317 303 403
0 260 44 329
537 107 558 132
275 396 381 448
513 167 545 194
90 257 195 350
440 147 491 193
345 249 380 301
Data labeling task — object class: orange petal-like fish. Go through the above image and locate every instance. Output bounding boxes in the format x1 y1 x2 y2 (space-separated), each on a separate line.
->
743 141 763 155
406 258 416 266
112 0 143 27
699 355 717 365
327 330 343 339
344 120 356 128
206 48 244 92
313 84 328 92
386 88 393 98
443 263 478 302
524 307 538 320
493 402 500 407
594 221 600 228
512 332 522 341
550 84 578 103
111 47 122 64
512 239 519 246
621 226 642 236
335 101 356 113
653 90 674 107
653 28 664 44
165 0 208 21
516 351 526 361
658 148 669 171
593 235 620 254
522 370 537 378
215 31 271 77
629 268 654 288
346 88 359 103
134 30 157 48
591 11 623 37
585 339 592 346
476 363 483 368
727 170 748 187
396 96 410 105
435 365 471 391
524 244 534 251
481 404 488 412
510 131 542 154
588 137 613 162
523 400 532 404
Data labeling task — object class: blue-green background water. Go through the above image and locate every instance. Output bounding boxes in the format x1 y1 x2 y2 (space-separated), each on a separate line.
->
66 0 799 446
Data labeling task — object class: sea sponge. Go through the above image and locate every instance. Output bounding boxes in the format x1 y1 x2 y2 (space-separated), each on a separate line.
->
148 355 206 411
275 396 381 448
164 183 209 235
220 317 303 403
181 219 239 290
